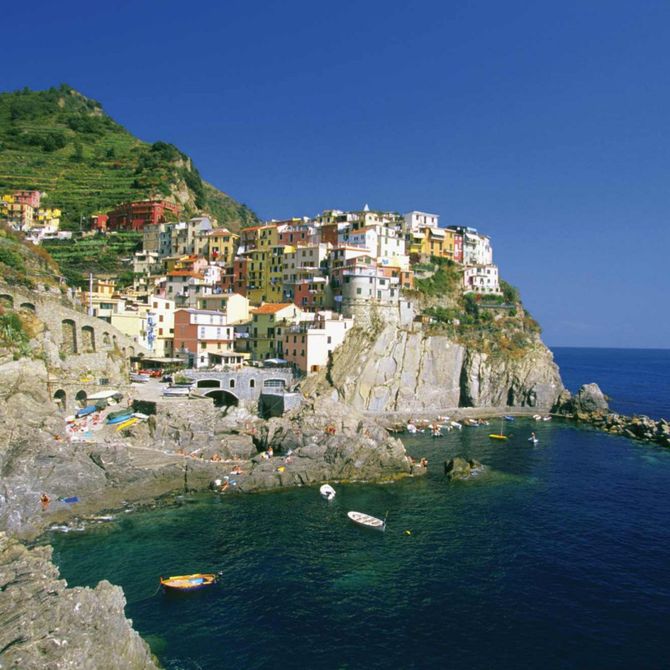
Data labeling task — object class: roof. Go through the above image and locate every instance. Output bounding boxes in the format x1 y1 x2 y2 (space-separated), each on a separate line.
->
167 271 204 278
209 228 237 237
252 303 294 315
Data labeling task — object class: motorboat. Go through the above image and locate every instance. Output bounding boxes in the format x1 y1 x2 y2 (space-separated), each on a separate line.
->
320 484 336 501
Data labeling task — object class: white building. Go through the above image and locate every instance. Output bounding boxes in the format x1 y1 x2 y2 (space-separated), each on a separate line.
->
462 229 493 266
463 264 501 294
147 296 176 356
403 211 440 233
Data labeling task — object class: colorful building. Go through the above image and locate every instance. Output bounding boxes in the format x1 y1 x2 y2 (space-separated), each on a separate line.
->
249 303 303 360
107 200 180 231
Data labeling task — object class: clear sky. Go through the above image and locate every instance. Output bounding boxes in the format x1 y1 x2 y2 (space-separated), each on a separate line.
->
4 0 669 348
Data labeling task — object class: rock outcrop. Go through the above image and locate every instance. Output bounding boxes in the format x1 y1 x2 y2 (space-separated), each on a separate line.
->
0 533 159 669
443 457 485 481
237 396 418 491
554 383 609 414
302 317 563 413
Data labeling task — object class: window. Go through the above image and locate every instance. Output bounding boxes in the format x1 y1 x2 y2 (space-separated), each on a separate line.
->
229 379 235 388
327 336 332 344
356 288 362 295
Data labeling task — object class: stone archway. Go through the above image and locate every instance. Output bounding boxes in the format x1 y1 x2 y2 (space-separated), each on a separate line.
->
53 389 66 411
203 389 239 408
19 302 36 312
196 379 221 388
0 294 14 309
61 319 77 355
75 390 88 408
81 325 95 353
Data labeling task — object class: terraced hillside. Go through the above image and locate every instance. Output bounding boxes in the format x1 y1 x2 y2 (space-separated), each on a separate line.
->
0 85 258 230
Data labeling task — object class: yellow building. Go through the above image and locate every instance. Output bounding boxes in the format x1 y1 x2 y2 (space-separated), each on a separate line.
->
250 303 303 360
196 293 250 324
208 228 240 264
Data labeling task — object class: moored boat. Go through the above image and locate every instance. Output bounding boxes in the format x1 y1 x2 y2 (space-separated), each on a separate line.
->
160 573 217 591
107 410 133 424
320 484 336 501
347 510 386 531
76 405 97 418
115 417 139 431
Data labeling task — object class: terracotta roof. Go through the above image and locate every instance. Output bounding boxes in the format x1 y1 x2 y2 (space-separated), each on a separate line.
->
209 228 237 237
252 303 294 314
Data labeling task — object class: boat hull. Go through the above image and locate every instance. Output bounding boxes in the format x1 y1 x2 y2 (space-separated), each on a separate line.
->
160 573 217 591
347 511 386 531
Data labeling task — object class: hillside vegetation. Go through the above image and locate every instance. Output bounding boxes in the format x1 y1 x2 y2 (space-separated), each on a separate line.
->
409 257 541 359
0 85 258 230
0 224 61 289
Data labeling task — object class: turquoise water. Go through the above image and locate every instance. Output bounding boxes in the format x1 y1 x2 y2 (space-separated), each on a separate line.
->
48 420 670 669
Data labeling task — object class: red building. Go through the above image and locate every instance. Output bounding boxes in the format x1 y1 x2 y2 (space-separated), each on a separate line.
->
90 213 109 232
13 190 41 208
107 200 180 231
221 257 248 296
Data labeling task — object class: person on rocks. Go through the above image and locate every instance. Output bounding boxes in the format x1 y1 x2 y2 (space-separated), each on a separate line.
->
231 465 242 475
40 493 51 511
420 457 428 468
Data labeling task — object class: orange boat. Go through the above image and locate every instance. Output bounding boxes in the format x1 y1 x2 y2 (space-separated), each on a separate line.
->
160 573 217 591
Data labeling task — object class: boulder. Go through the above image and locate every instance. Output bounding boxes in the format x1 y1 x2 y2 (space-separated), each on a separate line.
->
444 457 485 481
574 383 609 412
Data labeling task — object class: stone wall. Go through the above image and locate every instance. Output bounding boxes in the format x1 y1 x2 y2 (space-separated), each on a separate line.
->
188 368 295 403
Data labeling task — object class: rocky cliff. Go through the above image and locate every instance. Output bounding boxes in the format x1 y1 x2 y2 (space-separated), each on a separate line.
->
0 533 159 669
302 299 563 413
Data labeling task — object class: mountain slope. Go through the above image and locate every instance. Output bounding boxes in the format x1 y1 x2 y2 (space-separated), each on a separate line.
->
0 84 258 230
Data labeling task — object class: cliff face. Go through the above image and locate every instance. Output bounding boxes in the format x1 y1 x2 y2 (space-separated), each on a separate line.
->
0 533 159 669
302 301 563 413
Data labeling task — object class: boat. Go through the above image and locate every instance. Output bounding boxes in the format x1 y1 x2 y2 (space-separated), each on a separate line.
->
163 386 191 397
489 419 509 441
543 416 552 422
107 410 133 425
533 414 542 421
160 573 217 591
130 373 150 383
320 484 336 501
76 405 97 418
504 415 515 422
115 417 139 431
347 510 386 531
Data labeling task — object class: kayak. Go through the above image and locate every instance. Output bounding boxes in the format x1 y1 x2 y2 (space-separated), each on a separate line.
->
347 510 386 531
115 417 139 431
160 573 217 591
488 434 508 441
76 405 97 418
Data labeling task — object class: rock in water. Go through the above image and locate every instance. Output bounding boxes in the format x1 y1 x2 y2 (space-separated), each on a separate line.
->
574 383 609 412
444 457 484 481
0 533 159 669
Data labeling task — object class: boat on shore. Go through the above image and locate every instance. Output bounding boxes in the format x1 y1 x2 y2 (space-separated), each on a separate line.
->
160 573 217 591
347 510 386 531
320 484 336 501
107 409 133 424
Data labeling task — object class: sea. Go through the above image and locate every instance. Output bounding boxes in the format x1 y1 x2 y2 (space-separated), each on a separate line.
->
47 348 670 670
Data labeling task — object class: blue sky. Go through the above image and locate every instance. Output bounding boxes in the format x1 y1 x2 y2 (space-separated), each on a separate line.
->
4 0 669 347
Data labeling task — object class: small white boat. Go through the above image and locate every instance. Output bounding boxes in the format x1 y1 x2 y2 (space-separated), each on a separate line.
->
533 414 542 421
543 416 552 422
320 484 336 501
347 510 386 531
450 421 462 430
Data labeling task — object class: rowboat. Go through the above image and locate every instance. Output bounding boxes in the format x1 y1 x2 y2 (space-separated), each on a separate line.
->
163 386 191 397
347 510 386 531
160 573 217 591
489 419 509 441
320 484 336 501
115 417 139 431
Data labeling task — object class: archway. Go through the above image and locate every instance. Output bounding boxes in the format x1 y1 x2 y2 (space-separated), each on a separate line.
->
102 332 111 348
81 325 95 353
75 390 88 408
203 389 239 408
0 294 14 309
61 319 77 355
19 302 36 312
127 346 135 357
53 389 66 411
263 378 286 389
196 379 221 388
